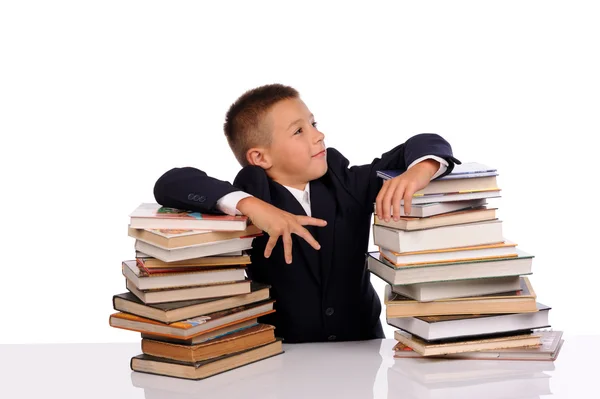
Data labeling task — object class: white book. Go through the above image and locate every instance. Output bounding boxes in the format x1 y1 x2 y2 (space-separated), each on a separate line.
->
367 250 533 285
379 241 518 266
390 275 523 302
126 279 251 304
374 199 488 218
134 237 255 262
373 220 504 253
121 260 246 291
387 303 551 341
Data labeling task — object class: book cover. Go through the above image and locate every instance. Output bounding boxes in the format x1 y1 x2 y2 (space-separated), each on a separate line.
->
111 300 275 331
113 281 270 311
385 277 535 305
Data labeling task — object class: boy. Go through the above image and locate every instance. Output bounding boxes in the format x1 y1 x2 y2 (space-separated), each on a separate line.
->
154 84 460 343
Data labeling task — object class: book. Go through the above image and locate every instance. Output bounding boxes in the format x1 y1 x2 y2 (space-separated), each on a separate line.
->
142 319 259 345
410 175 500 196
373 220 504 253
128 225 262 249
378 162 498 181
390 275 523 302
379 241 518 267
373 199 488 218
130 339 283 380
394 330 541 356
387 303 550 341
384 277 537 318
130 348 283 394
126 279 251 304
109 300 276 339
113 282 270 323
122 260 246 290
141 324 276 363
129 203 250 230
134 236 256 262
367 250 533 286
374 207 497 231
393 330 563 361
400 189 501 205
137 253 251 270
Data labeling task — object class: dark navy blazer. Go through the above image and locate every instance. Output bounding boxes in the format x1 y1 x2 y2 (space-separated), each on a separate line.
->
153 133 459 343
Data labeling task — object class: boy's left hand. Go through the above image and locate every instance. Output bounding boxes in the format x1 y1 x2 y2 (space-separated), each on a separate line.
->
375 159 440 221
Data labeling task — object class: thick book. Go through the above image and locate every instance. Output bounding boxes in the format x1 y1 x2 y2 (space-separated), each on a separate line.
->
384 277 537 318
373 219 504 253
390 275 523 302
130 339 284 380
109 300 276 339
396 175 500 196
113 282 270 323
367 250 533 286
374 207 497 231
373 199 488 218
141 324 276 363
142 319 259 345
379 241 518 267
126 278 252 304
393 330 563 361
122 260 246 291
128 225 262 249
137 253 251 271
387 302 550 341
394 330 541 356
129 203 249 230
134 236 256 262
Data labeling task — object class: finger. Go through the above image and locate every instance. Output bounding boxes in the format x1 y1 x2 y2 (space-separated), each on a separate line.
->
375 180 390 219
283 231 293 264
296 215 327 227
391 183 407 221
293 225 321 250
403 184 416 216
382 180 398 221
263 234 279 259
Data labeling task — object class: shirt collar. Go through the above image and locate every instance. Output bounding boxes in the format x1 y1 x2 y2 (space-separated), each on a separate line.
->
283 182 311 205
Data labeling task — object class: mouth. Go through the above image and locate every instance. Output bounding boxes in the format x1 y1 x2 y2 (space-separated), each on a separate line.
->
312 149 326 158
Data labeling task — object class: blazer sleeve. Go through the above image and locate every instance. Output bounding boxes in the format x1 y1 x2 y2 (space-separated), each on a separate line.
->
326 133 461 213
153 165 273 213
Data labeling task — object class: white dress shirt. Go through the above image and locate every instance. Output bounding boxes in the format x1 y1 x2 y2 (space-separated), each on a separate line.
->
216 155 448 216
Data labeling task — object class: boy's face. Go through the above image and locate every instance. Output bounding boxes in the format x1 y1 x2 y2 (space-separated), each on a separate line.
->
258 97 327 188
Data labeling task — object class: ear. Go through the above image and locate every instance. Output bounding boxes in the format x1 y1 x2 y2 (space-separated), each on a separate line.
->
245 147 273 169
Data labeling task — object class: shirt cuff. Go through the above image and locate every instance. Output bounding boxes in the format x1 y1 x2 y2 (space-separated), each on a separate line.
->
216 191 253 216
407 155 449 180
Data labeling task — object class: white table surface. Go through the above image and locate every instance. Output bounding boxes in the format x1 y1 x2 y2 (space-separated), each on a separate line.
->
1 335 596 398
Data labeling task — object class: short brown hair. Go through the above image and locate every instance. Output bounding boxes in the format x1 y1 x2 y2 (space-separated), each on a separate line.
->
224 83 299 166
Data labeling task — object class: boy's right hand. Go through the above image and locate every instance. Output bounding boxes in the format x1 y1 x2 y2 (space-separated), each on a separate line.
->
237 197 327 264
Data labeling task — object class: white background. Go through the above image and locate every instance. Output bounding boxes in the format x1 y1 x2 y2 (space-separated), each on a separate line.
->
1 0 598 344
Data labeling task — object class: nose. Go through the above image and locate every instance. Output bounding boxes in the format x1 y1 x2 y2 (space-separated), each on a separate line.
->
313 127 325 143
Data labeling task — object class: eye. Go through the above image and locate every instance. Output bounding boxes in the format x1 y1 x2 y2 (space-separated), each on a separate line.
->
294 128 303 135
312 121 318 128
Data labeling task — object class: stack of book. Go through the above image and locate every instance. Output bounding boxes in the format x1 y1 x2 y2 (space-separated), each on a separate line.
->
369 163 562 359
109 203 284 380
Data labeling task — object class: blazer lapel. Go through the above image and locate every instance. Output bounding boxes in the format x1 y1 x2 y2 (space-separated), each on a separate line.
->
309 177 336 290
270 182 321 286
